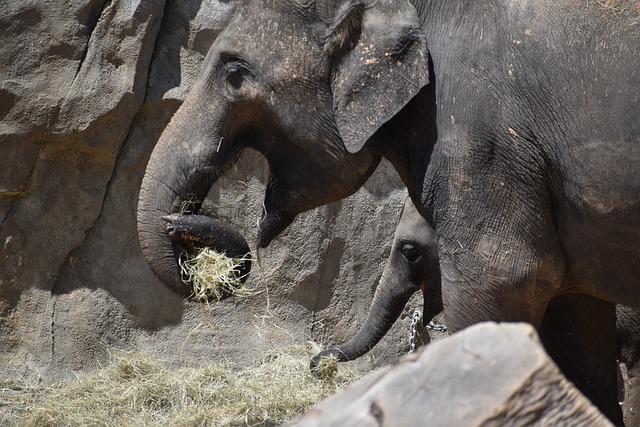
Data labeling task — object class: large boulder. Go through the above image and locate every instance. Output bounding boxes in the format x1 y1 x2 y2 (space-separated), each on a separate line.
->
289 323 613 427
0 0 411 379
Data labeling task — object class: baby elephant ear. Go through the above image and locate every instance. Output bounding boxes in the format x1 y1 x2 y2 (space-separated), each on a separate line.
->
327 0 430 153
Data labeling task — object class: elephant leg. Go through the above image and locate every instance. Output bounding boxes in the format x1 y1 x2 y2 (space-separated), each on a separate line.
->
623 364 640 426
616 305 640 426
435 223 621 421
433 164 620 416
437 236 563 332
434 164 566 332
539 294 623 426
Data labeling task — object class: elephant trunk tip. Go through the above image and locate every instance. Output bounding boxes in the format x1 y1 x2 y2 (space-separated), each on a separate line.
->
310 348 347 377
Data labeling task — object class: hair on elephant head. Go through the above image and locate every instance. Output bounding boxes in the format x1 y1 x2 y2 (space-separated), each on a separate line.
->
310 196 441 371
137 0 431 295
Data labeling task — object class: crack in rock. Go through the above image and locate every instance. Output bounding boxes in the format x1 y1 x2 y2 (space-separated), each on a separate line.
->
71 0 111 84
0 143 42 234
49 293 59 363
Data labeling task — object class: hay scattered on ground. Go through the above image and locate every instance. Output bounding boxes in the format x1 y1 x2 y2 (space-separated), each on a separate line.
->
179 248 252 302
593 0 640 17
0 343 361 427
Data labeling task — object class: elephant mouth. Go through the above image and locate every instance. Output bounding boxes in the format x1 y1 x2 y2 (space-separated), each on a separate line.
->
157 145 293 266
257 208 293 249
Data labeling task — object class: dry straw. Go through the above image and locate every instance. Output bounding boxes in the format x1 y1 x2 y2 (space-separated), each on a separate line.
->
1 343 361 427
311 355 339 382
174 196 252 302
597 0 640 12
179 248 252 302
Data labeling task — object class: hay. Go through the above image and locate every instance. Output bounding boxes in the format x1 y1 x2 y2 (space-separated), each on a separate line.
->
598 0 640 12
592 0 640 17
171 196 251 302
1 344 361 427
311 355 339 382
176 196 200 216
179 248 251 302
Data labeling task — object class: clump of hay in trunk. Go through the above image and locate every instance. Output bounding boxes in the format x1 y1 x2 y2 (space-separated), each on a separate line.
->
311 355 339 382
2 344 362 426
179 248 251 302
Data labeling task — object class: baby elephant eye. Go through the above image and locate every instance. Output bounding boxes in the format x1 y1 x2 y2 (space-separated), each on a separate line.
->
400 243 421 263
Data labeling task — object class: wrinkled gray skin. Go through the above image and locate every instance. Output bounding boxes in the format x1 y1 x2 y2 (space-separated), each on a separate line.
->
310 197 441 369
137 0 639 422
311 199 640 426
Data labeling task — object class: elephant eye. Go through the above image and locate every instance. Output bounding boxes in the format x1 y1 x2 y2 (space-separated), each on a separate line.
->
226 63 248 90
400 243 421 263
227 67 245 87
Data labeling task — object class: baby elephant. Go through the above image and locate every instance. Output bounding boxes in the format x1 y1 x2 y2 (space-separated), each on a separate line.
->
311 197 441 370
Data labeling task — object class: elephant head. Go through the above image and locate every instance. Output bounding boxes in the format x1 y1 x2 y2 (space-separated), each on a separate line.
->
310 196 441 370
137 0 431 295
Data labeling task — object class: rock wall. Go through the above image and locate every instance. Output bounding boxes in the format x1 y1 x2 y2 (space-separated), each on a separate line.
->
0 0 416 380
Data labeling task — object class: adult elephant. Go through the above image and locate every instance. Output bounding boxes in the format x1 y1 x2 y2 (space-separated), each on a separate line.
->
137 0 639 422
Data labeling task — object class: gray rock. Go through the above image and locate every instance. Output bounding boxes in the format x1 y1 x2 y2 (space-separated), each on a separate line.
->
0 0 409 380
289 323 613 427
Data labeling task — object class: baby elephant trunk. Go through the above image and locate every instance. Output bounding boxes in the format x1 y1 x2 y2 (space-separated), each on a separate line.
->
310 264 417 372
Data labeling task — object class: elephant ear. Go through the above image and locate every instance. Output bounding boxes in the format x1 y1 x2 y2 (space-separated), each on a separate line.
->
324 0 430 153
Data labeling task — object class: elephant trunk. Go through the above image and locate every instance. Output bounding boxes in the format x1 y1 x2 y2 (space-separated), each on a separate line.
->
137 89 237 296
310 262 417 371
